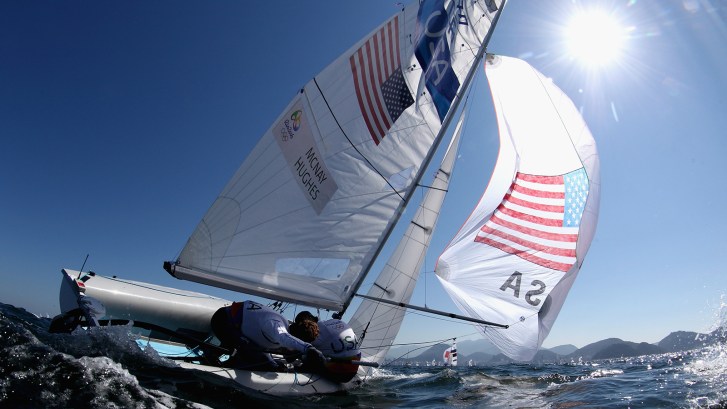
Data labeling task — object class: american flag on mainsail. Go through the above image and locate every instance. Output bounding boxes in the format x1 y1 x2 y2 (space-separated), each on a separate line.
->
350 16 414 145
475 168 589 272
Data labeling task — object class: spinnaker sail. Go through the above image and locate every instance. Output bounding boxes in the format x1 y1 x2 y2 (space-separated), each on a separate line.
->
166 0 504 311
436 55 600 361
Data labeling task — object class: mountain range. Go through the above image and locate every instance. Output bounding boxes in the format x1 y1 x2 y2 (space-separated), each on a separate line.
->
386 327 726 365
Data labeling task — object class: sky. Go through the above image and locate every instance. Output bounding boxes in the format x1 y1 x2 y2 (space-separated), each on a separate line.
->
2 0 727 350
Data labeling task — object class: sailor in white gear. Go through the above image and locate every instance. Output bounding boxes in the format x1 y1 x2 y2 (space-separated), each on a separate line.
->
293 312 361 382
211 301 325 370
314 319 360 359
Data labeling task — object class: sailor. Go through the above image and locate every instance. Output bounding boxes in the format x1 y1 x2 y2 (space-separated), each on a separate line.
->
292 312 361 382
210 300 326 371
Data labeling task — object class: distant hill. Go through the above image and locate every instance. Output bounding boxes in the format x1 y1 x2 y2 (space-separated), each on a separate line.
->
488 348 560 365
658 329 726 352
465 352 493 365
564 338 624 360
659 331 703 352
547 344 578 356
386 345 420 360
456 339 501 356
385 328 725 366
414 344 450 362
591 342 664 360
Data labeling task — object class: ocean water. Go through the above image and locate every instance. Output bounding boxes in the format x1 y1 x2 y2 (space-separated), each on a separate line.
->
1 302 725 409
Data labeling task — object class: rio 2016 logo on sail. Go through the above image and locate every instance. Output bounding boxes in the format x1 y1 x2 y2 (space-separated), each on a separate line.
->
280 110 303 142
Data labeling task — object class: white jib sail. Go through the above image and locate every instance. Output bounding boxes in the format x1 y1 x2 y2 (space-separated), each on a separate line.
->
170 0 503 311
436 55 601 361
348 110 466 376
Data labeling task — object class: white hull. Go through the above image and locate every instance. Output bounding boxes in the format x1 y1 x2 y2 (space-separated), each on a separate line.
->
57 269 358 396
61 268 230 335
176 361 357 395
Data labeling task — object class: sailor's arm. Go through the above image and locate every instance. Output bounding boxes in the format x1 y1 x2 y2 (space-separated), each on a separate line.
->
265 319 310 353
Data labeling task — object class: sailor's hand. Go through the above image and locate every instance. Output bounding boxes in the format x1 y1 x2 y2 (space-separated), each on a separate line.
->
304 346 327 369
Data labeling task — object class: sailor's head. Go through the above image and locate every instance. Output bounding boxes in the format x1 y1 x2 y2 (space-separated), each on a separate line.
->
295 310 318 324
290 317 319 342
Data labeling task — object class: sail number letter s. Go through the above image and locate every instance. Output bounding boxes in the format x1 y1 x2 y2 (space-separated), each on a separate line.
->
275 101 338 215
499 271 546 307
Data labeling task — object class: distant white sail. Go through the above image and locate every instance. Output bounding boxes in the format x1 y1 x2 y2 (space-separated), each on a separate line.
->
443 341 458 366
168 0 503 311
436 55 601 361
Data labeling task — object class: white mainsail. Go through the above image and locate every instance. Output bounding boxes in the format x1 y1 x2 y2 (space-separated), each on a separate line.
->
167 0 504 311
436 55 601 361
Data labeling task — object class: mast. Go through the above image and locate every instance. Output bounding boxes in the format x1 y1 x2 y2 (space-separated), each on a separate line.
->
167 0 508 312
338 0 509 316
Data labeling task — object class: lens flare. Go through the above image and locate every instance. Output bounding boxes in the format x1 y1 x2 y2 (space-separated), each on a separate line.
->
565 10 625 67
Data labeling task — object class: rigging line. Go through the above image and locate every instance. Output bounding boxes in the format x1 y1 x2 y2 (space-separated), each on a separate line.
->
397 304 508 334
415 183 449 192
529 62 592 175
384 344 440 365
76 254 89 279
340 0 508 318
356 293 508 328
311 79 405 202
423 184 428 308
378 337 457 367
383 336 459 349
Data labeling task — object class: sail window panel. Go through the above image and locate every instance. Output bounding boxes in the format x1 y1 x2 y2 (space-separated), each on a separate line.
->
385 166 414 192
275 258 350 280
172 263 348 310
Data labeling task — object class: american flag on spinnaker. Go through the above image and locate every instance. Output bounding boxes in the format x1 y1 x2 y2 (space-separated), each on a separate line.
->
350 16 414 145
475 168 589 272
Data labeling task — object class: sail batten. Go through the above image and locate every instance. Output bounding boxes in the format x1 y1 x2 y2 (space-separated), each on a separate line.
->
169 0 504 311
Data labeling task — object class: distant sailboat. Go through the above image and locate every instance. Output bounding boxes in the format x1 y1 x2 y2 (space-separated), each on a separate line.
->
443 341 458 366
51 0 600 396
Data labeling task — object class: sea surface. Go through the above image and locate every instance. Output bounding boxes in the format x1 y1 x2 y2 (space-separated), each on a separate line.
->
1 302 726 409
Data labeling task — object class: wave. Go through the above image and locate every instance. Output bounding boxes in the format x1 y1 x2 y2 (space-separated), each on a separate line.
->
2 302 726 408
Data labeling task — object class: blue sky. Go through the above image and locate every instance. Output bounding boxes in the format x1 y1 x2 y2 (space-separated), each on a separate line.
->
2 1 726 349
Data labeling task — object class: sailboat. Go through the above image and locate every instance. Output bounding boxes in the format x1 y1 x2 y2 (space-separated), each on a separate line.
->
50 0 600 396
443 341 458 366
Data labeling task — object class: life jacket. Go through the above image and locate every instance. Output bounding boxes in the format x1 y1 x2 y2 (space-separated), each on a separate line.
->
211 302 245 347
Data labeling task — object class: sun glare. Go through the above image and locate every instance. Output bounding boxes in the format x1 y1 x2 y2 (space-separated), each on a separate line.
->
565 10 625 68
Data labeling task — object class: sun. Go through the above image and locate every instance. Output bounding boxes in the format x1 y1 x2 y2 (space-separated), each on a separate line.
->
564 9 625 68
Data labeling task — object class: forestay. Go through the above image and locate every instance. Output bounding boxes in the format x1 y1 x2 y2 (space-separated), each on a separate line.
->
436 55 600 361
167 0 503 311
348 111 465 375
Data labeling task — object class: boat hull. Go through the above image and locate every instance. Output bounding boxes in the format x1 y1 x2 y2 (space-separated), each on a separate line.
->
176 361 355 395
60 268 230 335
56 269 358 395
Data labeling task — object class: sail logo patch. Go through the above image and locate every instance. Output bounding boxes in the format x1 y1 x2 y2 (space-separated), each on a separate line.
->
280 110 303 141
290 110 302 132
275 101 338 214
474 169 589 272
